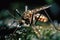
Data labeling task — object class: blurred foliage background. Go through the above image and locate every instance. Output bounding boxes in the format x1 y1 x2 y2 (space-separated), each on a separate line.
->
0 0 60 40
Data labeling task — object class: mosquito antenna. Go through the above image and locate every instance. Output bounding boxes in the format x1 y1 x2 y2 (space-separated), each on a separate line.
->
25 5 28 12
8 12 17 19
16 9 22 17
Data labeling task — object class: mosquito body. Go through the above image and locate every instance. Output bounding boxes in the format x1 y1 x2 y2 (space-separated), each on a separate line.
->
4 5 52 39
20 5 51 26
